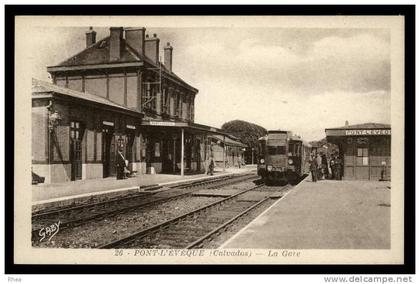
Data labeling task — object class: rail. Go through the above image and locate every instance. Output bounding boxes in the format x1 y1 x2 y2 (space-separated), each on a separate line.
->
32 173 258 242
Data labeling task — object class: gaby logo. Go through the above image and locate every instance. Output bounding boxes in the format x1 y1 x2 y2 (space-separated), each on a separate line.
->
38 221 61 242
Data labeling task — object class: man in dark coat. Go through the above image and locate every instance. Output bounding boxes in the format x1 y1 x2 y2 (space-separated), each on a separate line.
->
116 146 126 180
321 153 328 179
335 155 343 180
310 155 318 182
330 154 336 180
208 157 215 176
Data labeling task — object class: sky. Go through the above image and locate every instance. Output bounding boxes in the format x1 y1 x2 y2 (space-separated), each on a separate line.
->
31 26 391 141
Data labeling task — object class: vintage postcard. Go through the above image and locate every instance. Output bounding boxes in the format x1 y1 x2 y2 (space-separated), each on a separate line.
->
14 14 405 266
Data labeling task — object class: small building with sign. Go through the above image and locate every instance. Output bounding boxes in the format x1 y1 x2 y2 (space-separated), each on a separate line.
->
325 122 391 180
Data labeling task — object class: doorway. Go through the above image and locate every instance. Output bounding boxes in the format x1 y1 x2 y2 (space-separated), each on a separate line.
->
355 147 369 180
196 139 201 172
126 132 135 165
161 138 172 173
102 127 115 178
70 121 83 181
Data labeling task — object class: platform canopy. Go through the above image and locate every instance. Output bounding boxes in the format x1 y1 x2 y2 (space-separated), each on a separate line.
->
141 119 235 137
209 135 247 148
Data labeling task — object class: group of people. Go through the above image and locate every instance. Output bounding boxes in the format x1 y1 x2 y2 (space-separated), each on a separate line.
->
310 152 343 182
116 148 245 179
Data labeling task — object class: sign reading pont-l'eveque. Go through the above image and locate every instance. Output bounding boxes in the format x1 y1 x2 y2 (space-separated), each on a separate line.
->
345 129 391 136
149 121 176 126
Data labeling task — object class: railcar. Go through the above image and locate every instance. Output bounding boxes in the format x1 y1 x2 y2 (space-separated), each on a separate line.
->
257 130 311 185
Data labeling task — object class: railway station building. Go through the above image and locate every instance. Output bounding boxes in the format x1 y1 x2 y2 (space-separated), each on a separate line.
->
325 122 391 180
32 26 241 183
209 135 247 168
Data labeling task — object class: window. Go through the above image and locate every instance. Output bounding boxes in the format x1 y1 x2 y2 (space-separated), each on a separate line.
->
190 101 194 121
162 88 167 113
175 93 180 116
179 94 183 118
70 121 83 140
268 146 286 155
151 84 156 110
142 80 159 112
144 82 151 108
356 147 369 166
141 137 147 158
288 143 301 157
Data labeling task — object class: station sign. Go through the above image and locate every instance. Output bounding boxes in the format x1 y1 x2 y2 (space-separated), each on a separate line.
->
344 129 391 136
102 121 114 126
326 128 391 137
149 121 176 126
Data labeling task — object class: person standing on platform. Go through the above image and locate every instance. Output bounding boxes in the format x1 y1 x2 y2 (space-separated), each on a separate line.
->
381 161 387 181
321 153 328 179
238 155 242 169
310 155 318 182
116 146 127 180
316 153 323 180
330 154 336 180
208 157 215 176
335 155 343 180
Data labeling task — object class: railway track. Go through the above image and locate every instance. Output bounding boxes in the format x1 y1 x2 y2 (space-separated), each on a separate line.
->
32 173 258 241
99 184 287 249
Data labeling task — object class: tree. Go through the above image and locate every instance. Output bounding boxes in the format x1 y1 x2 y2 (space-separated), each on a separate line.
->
221 120 267 163
310 137 339 157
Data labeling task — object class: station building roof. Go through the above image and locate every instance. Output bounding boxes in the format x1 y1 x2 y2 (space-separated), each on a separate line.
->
326 122 391 130
32 78 144 117
46 33 198 93
325 122 391 138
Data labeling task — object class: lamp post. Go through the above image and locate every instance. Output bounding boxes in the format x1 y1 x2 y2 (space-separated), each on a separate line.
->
251 147 254 165
48 111 62 132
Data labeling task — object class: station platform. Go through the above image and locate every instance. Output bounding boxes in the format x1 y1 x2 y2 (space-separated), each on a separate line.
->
221 177 391 249
32 165 256 207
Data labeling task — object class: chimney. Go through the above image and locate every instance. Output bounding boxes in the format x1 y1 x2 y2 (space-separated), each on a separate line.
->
345 120 349 127
125 27 146 56
86 27 96 47
109 27 123 61
164 42 173 72
145 33 160 64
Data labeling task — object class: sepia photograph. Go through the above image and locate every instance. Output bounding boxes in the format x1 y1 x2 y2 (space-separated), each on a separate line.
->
8 7 414 273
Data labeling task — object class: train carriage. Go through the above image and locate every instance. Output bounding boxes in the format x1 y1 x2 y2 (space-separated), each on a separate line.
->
257 130 311 185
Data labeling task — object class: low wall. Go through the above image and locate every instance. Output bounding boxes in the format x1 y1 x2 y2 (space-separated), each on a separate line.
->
32 164 51 184
85 163 103 179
